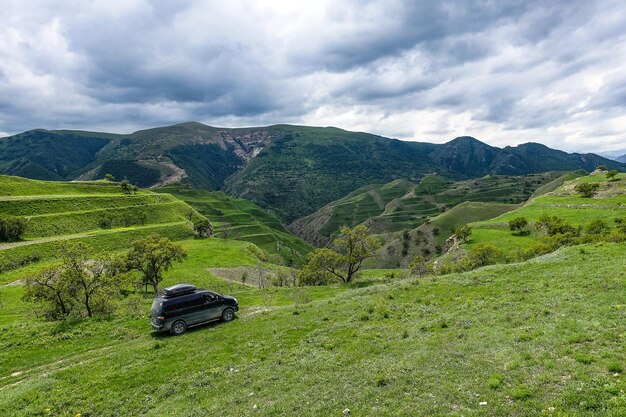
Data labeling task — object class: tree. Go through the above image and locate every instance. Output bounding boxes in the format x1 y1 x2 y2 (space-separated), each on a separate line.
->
240 271 248 288
23 242 127 319
23 267 73 319
508 217 528 234
120 180 132 194
597 165 607 171
409 255 427 277
193 218 213 238
126 234 187 293
454 225 472 243
58 243 126 317
299 225 381 284
606 170 619 181
104 173 115 182
0 216 27 242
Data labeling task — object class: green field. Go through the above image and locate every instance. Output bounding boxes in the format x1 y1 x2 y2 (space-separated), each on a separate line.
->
158 185 313 265
467 172 626 257
1 239 624 416
1 173 625 416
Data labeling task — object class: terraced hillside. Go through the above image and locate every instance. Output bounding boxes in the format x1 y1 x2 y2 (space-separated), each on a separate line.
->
466 171 626 257
0 176 204 273
159 185 313 265
292 172 564 247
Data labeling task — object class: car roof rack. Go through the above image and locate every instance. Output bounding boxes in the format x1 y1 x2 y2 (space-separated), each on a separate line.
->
162 283 197 298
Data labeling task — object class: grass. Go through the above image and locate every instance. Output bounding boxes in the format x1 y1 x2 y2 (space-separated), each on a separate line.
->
0 241 624 416
293 173 563 247
468 172 626 258
0 176 203 272
158 185 313 264
0 173 625 415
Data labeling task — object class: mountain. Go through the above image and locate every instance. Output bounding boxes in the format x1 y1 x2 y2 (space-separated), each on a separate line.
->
618 154 626 163
1 123 625 222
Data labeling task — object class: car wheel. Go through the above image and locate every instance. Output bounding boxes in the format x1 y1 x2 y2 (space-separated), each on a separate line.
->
222 308 235 322
171 320 187 335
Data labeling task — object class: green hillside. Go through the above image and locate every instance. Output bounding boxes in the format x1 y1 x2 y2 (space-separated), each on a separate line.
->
372 201 519 268
1 239 624 415
0 176 204 273
159 185 313 265
464 172 626 258
293 172 563 248
289 179 414 246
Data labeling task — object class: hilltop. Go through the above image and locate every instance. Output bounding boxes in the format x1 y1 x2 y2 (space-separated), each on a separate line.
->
1 123 624 222
460 171 626 261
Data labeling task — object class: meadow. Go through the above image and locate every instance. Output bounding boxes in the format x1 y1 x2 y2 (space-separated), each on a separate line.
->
0 240 624 416
0 174 624 416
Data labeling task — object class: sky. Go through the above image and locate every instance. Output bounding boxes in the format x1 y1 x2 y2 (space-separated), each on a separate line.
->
1 0 626 153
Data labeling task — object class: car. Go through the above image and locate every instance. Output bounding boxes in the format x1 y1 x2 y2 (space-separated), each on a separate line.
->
151 283 239 335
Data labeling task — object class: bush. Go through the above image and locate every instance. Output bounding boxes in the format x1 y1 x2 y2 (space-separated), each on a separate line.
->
535 215 580 236
575 182 599 198
454 225 471 242
508 217 528 234
586 219 608 235
0 216 27 242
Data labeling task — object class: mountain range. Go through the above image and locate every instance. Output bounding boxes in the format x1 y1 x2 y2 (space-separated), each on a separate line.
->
1 122 624 222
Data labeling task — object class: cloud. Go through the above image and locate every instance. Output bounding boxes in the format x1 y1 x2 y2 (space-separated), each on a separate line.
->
0 0 625 153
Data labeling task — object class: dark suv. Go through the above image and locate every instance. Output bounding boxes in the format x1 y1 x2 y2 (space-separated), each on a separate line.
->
151 283 239 335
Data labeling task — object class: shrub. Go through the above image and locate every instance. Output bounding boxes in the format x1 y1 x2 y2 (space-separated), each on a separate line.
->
508 217 528 234
535 215 580 236
586 219 608 235
193 218 213 238
0 216 27 242
575 182 599 198
606 170 619 181
98 212 114 229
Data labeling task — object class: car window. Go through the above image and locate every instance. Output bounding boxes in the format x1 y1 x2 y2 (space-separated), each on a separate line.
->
204 293 217 303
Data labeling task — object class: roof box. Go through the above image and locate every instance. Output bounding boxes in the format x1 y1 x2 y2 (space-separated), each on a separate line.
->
163 283 197 298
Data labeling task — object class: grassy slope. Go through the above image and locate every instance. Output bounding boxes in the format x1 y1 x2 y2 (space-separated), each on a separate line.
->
467 172 626 256
159 185 313 265
0 242 624 416
295 173 562 247
372 201 519 268
289 179 414 246
0 176 202 271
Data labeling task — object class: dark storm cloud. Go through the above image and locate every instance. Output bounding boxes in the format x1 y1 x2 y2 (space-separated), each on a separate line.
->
0 0 625 152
